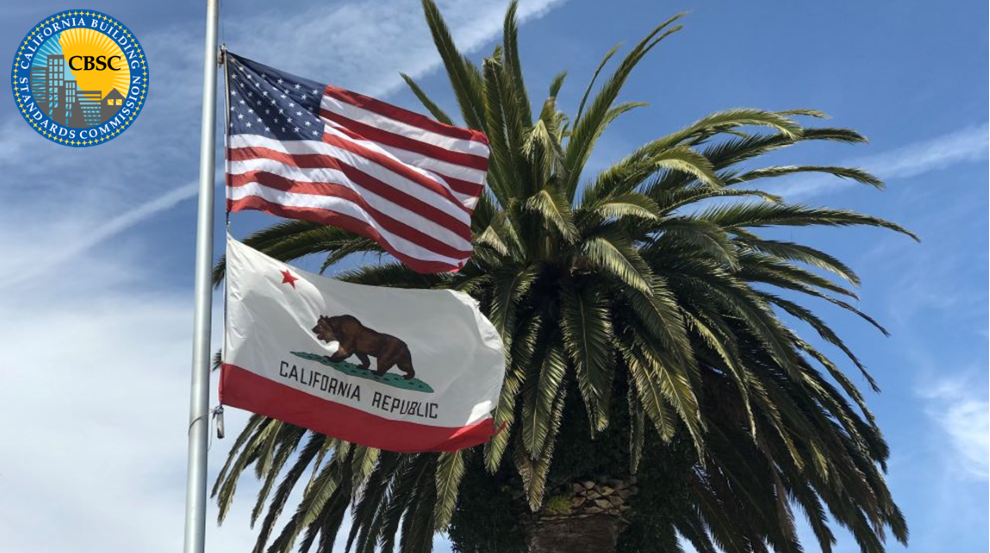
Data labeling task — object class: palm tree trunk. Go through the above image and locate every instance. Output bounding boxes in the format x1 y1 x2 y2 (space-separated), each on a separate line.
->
525 477 636 552
528 514 622 553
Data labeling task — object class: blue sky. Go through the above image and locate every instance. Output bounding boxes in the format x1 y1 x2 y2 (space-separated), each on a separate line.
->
0 1 986 552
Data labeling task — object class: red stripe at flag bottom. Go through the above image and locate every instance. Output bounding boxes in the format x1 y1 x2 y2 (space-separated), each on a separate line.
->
220 363 496 452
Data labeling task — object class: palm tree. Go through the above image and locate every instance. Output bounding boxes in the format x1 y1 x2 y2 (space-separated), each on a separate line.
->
212 2 912 552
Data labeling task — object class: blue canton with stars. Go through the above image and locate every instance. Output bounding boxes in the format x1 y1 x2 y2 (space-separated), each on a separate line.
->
227 53 325 141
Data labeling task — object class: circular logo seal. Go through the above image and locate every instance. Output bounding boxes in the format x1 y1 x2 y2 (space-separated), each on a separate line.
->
10 10 149 147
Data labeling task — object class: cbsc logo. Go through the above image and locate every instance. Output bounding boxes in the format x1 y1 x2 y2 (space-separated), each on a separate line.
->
11 10 149 147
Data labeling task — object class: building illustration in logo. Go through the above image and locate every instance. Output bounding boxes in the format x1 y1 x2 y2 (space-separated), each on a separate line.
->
46 54 65 121
30 66 47 114
78 89 102 127
101 89 125 121
11 10 149 147
30 54 123 127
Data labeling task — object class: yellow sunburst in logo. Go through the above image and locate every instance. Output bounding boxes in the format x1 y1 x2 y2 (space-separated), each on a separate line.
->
59 28 131 99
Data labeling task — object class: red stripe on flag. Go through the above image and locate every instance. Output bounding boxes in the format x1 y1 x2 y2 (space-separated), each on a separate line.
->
435 174 485 199
323 84 489 146
320 109 489 171
322 123 486 198
220 363 496 452
227 196 465 273
227 148 472 239
227 172 471 256
320 132 471 214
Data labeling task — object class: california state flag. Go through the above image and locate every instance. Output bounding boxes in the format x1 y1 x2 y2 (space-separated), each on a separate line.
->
221 235 505 452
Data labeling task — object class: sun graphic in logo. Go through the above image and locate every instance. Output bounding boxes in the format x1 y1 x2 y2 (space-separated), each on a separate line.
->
60 28 132 100
10 10 149 147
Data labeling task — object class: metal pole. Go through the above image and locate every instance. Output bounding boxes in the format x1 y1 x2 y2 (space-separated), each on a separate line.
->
183 0 220 552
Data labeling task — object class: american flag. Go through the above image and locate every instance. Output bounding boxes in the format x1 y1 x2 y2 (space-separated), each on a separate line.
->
224 53 489 273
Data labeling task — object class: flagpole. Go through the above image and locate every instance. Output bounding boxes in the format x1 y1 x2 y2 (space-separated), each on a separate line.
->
183 0 220 552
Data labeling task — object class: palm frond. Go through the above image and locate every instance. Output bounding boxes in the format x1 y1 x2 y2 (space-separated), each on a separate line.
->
564 13 686 198
523 187 578 241
419 0 485 130
433 451 465 530
726 165 884 189
560 280 615 430
520 343 568 457
580 231 653 294
699 203 919 241
400 73 454 125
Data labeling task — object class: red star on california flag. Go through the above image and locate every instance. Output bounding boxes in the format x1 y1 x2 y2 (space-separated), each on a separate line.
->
280 269 299 288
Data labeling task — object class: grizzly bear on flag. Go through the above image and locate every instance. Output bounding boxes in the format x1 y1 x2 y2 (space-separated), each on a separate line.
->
312 315 416 380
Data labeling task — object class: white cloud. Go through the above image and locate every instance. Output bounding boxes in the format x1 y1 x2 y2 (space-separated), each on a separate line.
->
0 182 197 288
0 250 200 552
863 123 989 180
765 123 989 199
917 374 990 480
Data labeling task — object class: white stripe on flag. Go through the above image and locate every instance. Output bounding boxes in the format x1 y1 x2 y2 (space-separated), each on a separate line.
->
229 134 472 224
228 182 464 266
320 95 491 158
321 121 484 209
228 157 472 250
321 125 479 209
